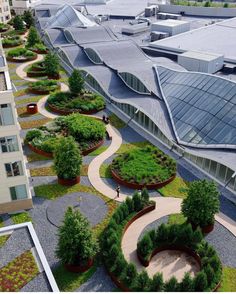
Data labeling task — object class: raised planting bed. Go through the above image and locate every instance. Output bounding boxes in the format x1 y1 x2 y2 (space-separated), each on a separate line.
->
28 80 60 95
27 103 38 114
58 176 80 186
29 43 48 54
26 61 60 79
47 91 105 115
110 146 176 190
25 113 106 157
137 223 222 291
65 259 93 273
0 23 10 33
7 48 37 62
2 35 23 48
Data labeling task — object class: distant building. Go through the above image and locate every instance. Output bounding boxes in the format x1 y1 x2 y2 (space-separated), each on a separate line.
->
0 0 11 23
0 43 32 214
11 0 42 15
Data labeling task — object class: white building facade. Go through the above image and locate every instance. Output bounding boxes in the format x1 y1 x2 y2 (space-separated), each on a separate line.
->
11 0 41 15
0 45 32 214
0 0 11 23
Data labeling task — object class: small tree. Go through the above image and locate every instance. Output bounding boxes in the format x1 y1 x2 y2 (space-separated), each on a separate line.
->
137 233 153 261
23 10 34 28
68 69 84 96
151 273 164 291
204 264 214 285
181 180 220 227
13 15 24 31
53 136 82 180
179 272 194 292
44 52 60 77
165 276 179 292
121 263 138 287
132 191 143 212
194 271 208 291
223 2 229 7
56 207 98 265
135 270 151 291
27 26 40 48
125 197 134 213
141 188 149 205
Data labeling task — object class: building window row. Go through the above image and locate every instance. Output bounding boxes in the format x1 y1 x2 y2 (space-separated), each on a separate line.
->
0 136 19 153
0 104 14 126
5 161 23 177
119 72 150 95
10 184 28 201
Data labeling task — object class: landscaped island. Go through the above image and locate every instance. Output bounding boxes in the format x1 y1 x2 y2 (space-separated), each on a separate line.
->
110 146 176 189
25 113 106 156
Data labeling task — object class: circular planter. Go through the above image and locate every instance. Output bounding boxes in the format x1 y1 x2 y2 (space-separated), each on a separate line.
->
65 259 93 273
28 85 60 95
27 103 38 114
27 71 47 78
110 168 176 190
2 42 22 48
47 102 104 115
7 54 37 63
30 48 48 54
137 244 202 268
28 143 53 158
190 221 215 234
58 176 80 186
82 139 104 156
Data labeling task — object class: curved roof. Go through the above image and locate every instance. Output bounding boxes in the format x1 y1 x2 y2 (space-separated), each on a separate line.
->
156 66 236 149
44 4 97 29
45 28 68 46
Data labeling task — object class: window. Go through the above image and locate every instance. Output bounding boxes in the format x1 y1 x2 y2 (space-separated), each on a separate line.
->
10 184 28 200
5 161 23 177
0 136 19 153
0 104 14 126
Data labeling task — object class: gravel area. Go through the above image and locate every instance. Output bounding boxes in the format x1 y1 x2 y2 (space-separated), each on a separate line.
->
77 265 115 292
46 192 108 228
27 159 53 169
17 113 46 122
0 228 33 268
119 125 145 143
139 216 236 268
20 272 52 292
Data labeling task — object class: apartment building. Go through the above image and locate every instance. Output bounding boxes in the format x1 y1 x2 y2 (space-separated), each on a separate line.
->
0 45 32 214
0 0 11 23
11 0 41 15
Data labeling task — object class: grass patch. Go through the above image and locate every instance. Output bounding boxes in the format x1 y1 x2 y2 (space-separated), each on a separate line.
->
109 113 126 129
11 212 32 224
0 250 39 291
20 118 52 129
14 80 27 87
116 141 153 154
15 95 43 105
17 106 37 118
158 177 188 199
53 259 98 291
7 63 17 70
219 267 236 291
14 89 27 98
99 164 112 178
0 217 10 248
89 145 108 156
167 213 187 225
26 152 51 162
30 165 88 177
9 73 21 81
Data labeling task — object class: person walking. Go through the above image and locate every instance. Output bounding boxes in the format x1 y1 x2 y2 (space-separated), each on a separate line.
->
116 185 120 198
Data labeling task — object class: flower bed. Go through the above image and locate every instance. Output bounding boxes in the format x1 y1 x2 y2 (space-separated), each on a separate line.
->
26 61 60 79
25 113 106 156
110 146 176 189
28 80 60 95
0 23 10 32
29 43 48 54
102 189 222 292
47 91 105 115
2 35 23 48
7 48 37 62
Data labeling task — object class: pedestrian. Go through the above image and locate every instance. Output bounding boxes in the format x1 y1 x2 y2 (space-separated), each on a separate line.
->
102 115 106 123
116 185 120 198
106 117 110 124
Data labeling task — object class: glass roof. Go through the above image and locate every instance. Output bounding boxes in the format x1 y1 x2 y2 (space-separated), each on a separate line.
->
157 66 236 147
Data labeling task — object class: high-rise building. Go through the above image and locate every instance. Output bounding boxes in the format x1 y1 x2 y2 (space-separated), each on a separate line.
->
0 0 11 23
0 43 32 214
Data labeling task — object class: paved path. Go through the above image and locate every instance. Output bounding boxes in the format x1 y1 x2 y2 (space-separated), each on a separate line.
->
16 54 44 82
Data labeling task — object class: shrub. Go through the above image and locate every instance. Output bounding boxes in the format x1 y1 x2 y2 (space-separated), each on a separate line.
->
53 136 82 179
194 271 208 291
56 207 98 265
132 191 144 212
23 10 34 28
69 69 84 96
141 188 149 205
165 276 179 292
121 263 137 287
119 203 129 219
25 129 42 143
135 270 151 291
204 264 215 285
7 48 35 58
137 234 152 261
111 254 127 277
125 197 134 213
44 52 60 77
13 15 24 31
2 35 22 47
223 2 229 7
27 26 40 48
32 43 47 51
181 180 220 227
151 273 164 291
28 80 58 92
179 272 194 292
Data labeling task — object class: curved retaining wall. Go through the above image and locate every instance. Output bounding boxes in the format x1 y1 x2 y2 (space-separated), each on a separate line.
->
47 102 104 115
7 55 37 63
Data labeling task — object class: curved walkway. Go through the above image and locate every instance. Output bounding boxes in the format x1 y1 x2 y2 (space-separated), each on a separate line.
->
15 54 236 265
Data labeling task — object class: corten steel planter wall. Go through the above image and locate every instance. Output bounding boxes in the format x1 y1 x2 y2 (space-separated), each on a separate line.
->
47 102 104 115
110 168 176 190
27 103 38 114
190 221 215 234
137 244 202 268
64 258 93 273
7 54 37 63
31 48 48 54
48 73 60 80
28 85 60 95
3 42 23 48
104 203 156 292
82 139 104 156
27 71 47 78
28 143 53 158
58 176 80 186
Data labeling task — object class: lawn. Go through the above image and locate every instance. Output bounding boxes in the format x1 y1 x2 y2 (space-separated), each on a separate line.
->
0 217 10 248
99 164 112 178
167 213 187 225
20 118 52 129
0 250 39 291
89 145 108 156
116 141 153 154
11 212 32 224
15 95 44 105
158 177 188 199
30 165 88 177
13 89 27 98
219 267 236 292
26 152 51 162
109 113 126 129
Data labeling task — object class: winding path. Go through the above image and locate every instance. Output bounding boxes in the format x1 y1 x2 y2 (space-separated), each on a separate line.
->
14 55 236 275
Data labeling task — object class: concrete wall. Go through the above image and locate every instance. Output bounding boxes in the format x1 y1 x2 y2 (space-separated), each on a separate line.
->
159 4 236 17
